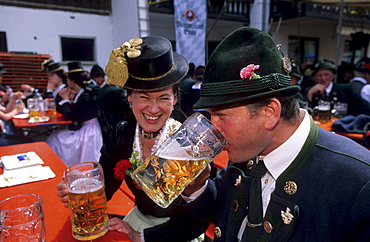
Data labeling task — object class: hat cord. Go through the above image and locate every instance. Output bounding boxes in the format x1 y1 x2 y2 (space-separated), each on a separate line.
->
200 73 291 96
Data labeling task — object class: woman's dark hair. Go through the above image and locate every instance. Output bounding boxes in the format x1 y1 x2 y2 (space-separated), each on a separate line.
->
126 82 180 98
67 71 91 88
54 70 67 84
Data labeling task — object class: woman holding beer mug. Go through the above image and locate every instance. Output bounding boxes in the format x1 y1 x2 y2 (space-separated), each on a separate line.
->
57 36 209 241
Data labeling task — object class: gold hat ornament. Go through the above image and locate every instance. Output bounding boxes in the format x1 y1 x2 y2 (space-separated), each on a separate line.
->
105 36 188 91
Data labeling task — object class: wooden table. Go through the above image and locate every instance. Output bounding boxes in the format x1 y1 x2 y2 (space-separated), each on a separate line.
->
0 142 133 241
12 113 72 128
315 118 365 142
11 113 72 140
213 150 229 170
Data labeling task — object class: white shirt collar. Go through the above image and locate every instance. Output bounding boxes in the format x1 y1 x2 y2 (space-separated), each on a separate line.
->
326 81 333 94
262 109 310 180
74 88 84 103
350 77 367 84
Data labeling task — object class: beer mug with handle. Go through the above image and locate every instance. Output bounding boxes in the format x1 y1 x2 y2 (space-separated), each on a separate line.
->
64 162 109 241
132 112 228 208
0 194 46 242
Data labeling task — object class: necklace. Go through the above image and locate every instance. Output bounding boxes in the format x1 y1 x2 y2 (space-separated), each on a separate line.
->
139 126 163 140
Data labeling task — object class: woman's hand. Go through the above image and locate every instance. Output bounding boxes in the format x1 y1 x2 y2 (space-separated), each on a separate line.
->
56 181 70 208
109 218 141 242
59 88 70 101
11 91 25 100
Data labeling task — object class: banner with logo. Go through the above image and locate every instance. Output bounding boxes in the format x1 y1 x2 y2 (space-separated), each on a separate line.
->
174 0 207 66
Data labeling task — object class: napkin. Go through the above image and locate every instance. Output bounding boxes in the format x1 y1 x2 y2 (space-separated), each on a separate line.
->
0 165 56 188
0 151 56 188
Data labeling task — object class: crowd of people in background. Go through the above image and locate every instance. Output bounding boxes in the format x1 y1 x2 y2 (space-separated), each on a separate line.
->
1 27 370 241
1 47 370 158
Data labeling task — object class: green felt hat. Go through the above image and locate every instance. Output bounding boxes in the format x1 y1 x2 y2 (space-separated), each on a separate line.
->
290 59 301 78
311 59 336 77
193 27 299 109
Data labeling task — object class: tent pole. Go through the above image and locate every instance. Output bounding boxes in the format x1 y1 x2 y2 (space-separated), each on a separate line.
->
334 0 344 83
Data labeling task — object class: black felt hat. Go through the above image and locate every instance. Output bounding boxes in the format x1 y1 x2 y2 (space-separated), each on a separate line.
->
65 61 86 74
193 27 299 109
41 59 55 72
47 62 64 73
90 65 105 78
105 36 188 90
355 57 370 73
311 59 336 77
0 62 6 74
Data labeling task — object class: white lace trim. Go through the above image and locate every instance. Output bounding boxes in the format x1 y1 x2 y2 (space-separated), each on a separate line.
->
132 117 181 163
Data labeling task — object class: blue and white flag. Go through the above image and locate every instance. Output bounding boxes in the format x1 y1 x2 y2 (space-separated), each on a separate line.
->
174 0 207 66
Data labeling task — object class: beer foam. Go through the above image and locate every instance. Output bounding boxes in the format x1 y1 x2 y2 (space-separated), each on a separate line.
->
70 178 103 194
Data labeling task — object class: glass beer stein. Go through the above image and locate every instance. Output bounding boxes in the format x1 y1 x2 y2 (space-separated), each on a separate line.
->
64 162 109 241
132 112 227 208
0 194 46 242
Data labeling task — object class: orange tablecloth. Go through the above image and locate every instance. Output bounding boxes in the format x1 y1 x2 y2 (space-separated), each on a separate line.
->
213 150 229 170
316 118 364 140
0 142 131 242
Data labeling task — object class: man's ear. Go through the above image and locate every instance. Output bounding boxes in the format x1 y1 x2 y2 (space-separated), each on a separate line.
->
263 98 281 130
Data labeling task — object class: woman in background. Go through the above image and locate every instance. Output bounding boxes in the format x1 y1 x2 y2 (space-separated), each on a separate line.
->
47 61 102 166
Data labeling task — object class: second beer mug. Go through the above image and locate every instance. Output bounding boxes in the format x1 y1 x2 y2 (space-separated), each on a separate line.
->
132 112 227 208
64 162 109 241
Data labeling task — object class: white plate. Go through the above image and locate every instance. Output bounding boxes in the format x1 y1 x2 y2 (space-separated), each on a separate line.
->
13 113 29 119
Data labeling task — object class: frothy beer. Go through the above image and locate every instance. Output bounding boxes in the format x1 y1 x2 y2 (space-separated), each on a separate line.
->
133 155 210 208
68 178 109 241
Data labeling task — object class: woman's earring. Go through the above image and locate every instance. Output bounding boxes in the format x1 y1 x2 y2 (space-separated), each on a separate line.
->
129 102 132 109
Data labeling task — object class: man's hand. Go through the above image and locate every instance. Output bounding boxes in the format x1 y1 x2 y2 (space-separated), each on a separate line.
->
307 84 326 101
183 164 211 196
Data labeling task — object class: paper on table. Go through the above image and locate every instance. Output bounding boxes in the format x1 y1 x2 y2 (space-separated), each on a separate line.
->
1 151 44 170
0 165 56 188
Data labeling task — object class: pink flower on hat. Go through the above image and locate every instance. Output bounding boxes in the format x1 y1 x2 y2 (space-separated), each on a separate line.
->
240 64 260 80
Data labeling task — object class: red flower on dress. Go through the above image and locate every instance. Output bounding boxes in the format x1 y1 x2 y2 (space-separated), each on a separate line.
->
240 64 260 80
114 159 131 180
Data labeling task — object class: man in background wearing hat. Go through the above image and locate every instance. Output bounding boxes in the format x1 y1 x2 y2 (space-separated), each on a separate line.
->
304 59 351 110
348 57 370 115
176 27 370 241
